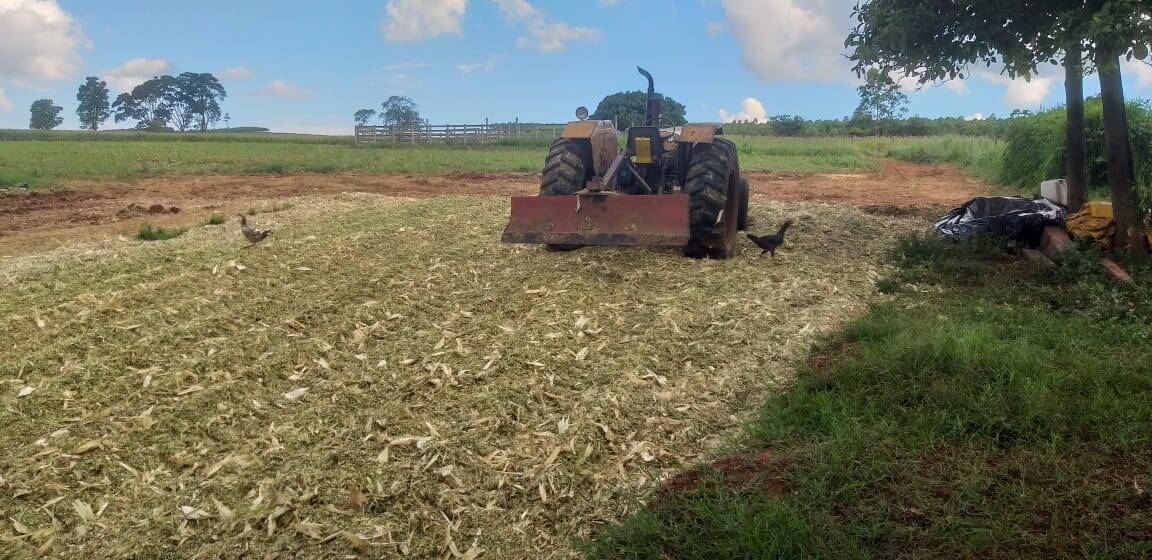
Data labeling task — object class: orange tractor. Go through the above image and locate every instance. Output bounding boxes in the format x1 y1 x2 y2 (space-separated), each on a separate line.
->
502 67 749 259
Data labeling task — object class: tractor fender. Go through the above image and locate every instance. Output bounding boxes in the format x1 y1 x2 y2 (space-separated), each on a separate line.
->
677 123 723 143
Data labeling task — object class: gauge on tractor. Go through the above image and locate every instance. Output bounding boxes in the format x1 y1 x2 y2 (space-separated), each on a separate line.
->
575 106 589 121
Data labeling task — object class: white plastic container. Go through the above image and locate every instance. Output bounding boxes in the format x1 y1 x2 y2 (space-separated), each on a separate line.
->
1040 179 1069 206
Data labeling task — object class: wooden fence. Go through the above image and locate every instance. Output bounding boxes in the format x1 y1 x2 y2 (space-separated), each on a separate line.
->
354 121 564 145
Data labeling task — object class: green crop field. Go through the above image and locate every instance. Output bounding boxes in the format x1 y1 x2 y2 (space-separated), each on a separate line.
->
0 129 1004 188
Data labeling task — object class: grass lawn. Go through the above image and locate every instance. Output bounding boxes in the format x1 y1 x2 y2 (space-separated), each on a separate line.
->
585 238 1152 559
0 129 1001 187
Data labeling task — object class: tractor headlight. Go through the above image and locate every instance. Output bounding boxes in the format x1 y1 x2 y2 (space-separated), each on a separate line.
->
575 106 589 121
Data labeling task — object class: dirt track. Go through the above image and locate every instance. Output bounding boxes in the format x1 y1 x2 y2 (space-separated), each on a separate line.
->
0 161 986 255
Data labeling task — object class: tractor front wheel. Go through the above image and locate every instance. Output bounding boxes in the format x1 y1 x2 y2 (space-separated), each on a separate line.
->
540 139 592 251
684 139 740 259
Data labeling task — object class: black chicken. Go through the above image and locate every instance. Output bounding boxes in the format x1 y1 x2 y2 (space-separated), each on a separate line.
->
239 214 272 246
747 220 794 257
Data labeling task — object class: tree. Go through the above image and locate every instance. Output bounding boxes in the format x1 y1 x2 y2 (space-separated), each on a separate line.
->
854 69 908 121
29 99 64 130
171 73 227 132
1085 0 1152 256
113 76 176 130
354 109 377 126
769 115 806 137
846 0 1150 256
381 96 421 127
590 91 687 129
76 77 111 131
1064 39 1089 210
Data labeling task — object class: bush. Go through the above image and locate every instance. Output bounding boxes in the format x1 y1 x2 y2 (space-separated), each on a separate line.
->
206 213 225 225
137 223 186 241
999 98 1152 208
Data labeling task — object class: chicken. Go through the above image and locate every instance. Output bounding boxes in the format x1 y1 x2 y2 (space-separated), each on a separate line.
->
747 220 794 257
239 214 272 246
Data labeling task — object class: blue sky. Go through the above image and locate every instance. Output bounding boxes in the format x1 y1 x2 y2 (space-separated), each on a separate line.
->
1 0 1150 133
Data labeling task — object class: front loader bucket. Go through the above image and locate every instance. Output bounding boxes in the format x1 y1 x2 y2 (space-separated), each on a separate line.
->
502 194 690 247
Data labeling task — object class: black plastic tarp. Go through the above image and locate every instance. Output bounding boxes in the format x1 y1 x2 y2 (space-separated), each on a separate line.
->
933 197 1067 242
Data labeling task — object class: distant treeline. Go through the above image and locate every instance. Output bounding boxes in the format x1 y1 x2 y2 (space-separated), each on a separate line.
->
722 113 1023 138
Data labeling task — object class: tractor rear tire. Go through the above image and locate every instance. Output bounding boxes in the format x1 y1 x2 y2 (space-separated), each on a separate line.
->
684 139 739 259
737 176 750 231
540 139 592 251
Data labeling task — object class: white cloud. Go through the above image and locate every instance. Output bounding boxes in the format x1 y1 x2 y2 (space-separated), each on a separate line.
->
976 70 1055 108
0 87 12 112
705 21 726 37
380 0 468 43
382 73 421 90
964 112 986 121
494 0 601 52
719 97 767 122
0 0 87 83
103 58 173 92
492 0 535 18
260 80 311 99
720 0 855 83
222 67 254 80
381 61 432 71
1128 59 1152 89
515 22 600 52
944 79 968 95
457 57 499 74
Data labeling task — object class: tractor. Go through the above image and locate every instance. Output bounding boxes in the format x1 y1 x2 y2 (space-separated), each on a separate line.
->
502 67 749 259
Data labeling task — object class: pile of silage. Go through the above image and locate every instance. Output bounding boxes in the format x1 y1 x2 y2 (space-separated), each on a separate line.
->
1 193 912 559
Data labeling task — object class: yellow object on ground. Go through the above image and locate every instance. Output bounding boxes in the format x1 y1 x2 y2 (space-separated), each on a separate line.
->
1066 202 1116 249
1083 201 1114 219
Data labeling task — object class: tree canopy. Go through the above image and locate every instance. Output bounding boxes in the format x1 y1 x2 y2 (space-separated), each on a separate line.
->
854 69 909 122
591 91 687 129
381 96 421 127
29 99 64 131
113 76 176 130
108 73 227 131
354 109 377 126
176 73 227 132
76 77 111 131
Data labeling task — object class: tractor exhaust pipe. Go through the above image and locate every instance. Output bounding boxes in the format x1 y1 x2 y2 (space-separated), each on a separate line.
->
637 66 662 127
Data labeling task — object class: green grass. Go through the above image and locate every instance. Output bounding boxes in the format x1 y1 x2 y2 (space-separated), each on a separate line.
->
0 130 1001 188
136 223 187 241
585 236 1152 559
206 213 226 225
883 135 1006 184
0 129 353 144
0 140 547 187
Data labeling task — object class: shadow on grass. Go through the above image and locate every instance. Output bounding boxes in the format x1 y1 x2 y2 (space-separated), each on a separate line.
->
584 235 1152 559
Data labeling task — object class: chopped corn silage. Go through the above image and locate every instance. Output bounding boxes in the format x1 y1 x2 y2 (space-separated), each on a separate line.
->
1 193 913 559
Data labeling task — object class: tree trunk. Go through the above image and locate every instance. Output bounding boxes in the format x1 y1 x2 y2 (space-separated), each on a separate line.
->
1097 52 1148 258
1064 42 1088 211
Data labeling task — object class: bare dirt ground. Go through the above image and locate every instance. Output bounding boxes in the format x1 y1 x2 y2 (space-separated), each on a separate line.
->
0 161 986 255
